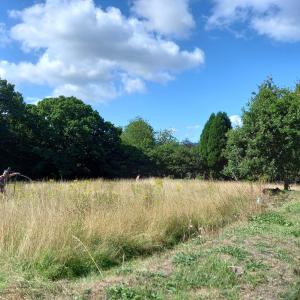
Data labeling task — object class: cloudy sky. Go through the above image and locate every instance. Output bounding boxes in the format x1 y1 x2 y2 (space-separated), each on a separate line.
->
0 0 300 141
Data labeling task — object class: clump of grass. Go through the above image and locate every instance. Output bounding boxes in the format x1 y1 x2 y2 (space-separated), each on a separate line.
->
215 245 249 261
0 180 263 280
172 252 199 266
280 280 300 300
291 230 300 238
249 212 293 227
107 284 161 300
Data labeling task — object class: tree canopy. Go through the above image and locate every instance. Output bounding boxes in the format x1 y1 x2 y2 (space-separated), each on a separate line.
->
199 112 231 178
224 79 300 189
1 76 299 186
121 117 155 151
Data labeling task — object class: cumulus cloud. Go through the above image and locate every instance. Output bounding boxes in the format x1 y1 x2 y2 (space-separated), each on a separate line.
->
0 0 204 103
132 0 195 38
121 75 146 94
207 0 300 42
0 23 10 47
230 115 243 127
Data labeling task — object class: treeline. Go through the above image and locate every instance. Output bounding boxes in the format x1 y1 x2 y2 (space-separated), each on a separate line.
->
0 78 203 179
1 78 299 187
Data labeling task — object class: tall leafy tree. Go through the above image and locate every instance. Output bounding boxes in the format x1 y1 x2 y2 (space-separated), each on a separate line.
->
199 112 231 178
199 113 215 177
29 96 113 178
0 78 32 172
224 79 300 189
207 112 232 178
121 117 155 151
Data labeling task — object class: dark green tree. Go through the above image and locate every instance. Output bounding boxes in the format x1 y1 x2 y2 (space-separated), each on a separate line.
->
199 112 231 178
0 78 33 173
224 79 300 189
151 143 202 178
199 113 215 178
207 112 232 178
29 96 114 178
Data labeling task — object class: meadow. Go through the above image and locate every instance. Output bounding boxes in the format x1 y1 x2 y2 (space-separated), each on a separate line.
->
0 179 263 282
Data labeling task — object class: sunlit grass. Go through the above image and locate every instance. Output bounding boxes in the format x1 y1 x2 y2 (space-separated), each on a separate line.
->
0 179 264 280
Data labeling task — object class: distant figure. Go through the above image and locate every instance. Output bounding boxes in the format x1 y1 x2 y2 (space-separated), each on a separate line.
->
0 168 20 194
136 175 140 182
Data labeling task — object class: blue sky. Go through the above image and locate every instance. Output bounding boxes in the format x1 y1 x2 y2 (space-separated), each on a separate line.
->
0 0 300 141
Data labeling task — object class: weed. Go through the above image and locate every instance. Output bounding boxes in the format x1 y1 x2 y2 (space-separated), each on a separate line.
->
291 229 300 238
172 252 199 266
249 212 293 227
216 245 249 261
245 259 269 271
285 202 300 214
106 285 161 300
276 249 293 263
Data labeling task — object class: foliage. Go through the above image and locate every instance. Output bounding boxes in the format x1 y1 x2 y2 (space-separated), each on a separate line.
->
207 112 232 178
1 76 299 184
224 79 300 188
121 117 155 151
199 113 215 176
0 79 34 174
27 96 111 178
199 112 231 178
151 143 202 178
155 129 177 145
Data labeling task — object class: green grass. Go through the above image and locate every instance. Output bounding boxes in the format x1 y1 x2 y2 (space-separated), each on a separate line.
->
1 189 300 299
280 280 300 300
215 245 249 261
102 191 300 300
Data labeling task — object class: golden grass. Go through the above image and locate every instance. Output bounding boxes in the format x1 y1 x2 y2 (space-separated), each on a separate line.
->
0 179 264 279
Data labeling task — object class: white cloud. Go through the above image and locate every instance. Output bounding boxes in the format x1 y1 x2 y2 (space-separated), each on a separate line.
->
0 0 204 103
0 23 10 47
230 115 243 127
121 75 146 94
132 0 195 38
207 0 300 42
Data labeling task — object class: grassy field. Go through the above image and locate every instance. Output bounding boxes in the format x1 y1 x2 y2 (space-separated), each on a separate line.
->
0 180 299 299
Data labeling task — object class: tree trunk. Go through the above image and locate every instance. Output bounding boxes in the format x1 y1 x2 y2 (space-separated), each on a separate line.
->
284 179 289 191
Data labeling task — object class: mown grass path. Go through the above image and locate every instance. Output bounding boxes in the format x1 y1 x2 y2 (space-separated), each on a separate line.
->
3 191 300 299
88 191 300 300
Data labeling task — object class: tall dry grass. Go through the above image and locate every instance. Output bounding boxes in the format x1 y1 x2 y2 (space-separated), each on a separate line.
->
0 179 263 279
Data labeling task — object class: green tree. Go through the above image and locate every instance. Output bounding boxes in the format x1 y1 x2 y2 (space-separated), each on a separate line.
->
199 112 231 178
155 129 177 145
0 78 33 173
121 117 155 151
199 113 215 177
29 96 113 178
151 143 203 178
207 112 232 178
224 79 300 189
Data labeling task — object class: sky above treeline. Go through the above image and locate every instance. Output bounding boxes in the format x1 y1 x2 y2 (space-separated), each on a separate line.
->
0 0 300 141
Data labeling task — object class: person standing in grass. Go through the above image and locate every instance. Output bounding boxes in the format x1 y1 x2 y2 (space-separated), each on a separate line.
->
0 168 20 194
